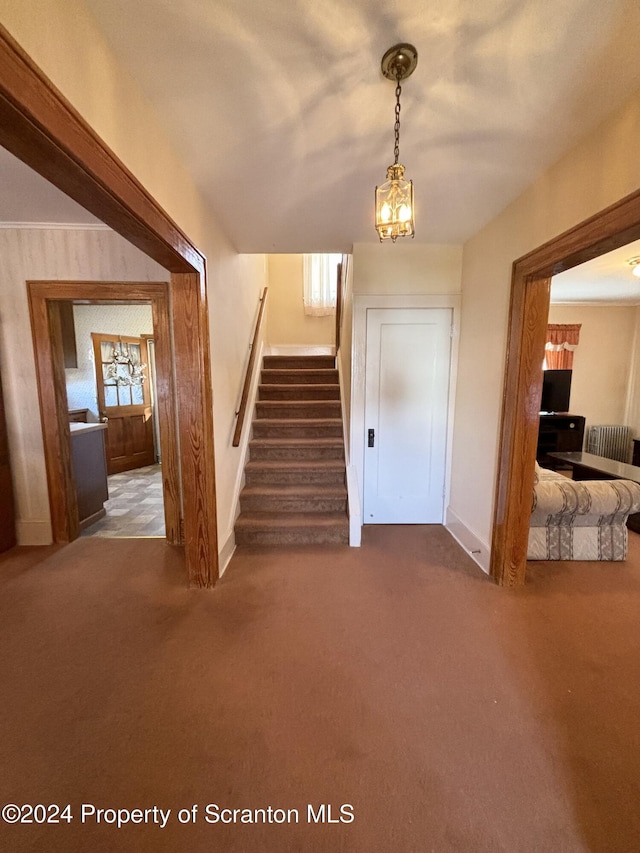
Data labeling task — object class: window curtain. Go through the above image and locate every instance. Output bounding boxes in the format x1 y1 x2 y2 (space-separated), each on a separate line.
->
303 254 340 317
545 324 581 369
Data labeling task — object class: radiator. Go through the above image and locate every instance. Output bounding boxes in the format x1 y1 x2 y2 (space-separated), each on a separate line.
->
586 425 632 463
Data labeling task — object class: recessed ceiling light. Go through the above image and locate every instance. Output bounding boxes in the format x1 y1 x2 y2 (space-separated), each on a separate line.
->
627 257 640 278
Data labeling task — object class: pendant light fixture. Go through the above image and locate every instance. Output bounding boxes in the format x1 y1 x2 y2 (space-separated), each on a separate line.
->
375 43 418 242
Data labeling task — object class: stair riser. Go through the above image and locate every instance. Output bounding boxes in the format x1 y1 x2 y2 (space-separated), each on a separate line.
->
249 445 345 461
263 356 335 370
253 422 343 438
240 495 347 513
258 386 340 401
261 370 338 385
256 402 341 419
235 527 349 546
245 469 345 487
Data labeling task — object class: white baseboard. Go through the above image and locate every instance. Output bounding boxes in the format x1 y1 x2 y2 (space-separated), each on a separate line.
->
264 344 334 356
444 507 490 574
346 465 361 547
16 520 53 546
218 529 236 578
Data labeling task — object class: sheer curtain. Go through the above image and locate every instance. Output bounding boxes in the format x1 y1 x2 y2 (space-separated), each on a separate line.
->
303 254 341 317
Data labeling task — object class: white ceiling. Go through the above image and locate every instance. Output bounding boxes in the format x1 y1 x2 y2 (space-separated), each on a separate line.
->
3 136 636 304
80 0 640 253
551 239 640 304
3 0 640 303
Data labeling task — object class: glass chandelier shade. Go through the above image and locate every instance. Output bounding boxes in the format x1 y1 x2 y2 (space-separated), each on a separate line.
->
375 44 418 243
375 164 414 241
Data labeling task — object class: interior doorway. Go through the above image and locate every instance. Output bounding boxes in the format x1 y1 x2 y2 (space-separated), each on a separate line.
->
0 27 218 585
65 303 166 539
491 190 640 587
28 280 180 545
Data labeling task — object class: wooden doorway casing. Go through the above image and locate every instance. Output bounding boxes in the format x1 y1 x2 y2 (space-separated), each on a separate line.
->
28 281 180 544
0 25 218 587
490 189 640 587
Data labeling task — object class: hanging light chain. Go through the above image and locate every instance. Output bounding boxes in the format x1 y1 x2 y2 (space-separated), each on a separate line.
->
375 44 417 241
393 72 402 165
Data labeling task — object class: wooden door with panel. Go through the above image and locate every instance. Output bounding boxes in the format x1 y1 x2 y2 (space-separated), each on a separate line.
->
92 333 155 474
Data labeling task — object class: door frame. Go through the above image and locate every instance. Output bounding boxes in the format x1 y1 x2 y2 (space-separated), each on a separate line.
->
0 24 218 586
28 281 180 543
351 294 461 527
490 188 640 587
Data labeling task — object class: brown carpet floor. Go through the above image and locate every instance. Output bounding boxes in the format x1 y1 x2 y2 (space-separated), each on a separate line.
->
1 527 640 852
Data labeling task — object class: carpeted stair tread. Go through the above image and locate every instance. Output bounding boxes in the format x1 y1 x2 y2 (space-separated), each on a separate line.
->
258 384 340 400
253 417 343 427
245 460 346 486
261 369 338 385
241 484 347 497
246 459 345 472
256 400 341 418
249 437 345 460
235 511 349 528
235 511 349 545
240 484 347 513
250 437 344 449
263 355 335 370
252 418 343 438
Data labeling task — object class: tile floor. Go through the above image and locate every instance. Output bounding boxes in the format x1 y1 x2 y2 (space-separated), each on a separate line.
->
81 464 165 538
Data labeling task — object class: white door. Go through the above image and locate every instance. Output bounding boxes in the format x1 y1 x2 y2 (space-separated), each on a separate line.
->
364 308 452 523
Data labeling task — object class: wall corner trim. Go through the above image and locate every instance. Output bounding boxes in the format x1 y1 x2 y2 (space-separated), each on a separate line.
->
445 506 491 574
218 530 236 578
16 519 53 546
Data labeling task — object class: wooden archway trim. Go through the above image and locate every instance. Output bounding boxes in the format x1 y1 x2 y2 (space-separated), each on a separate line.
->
0 24 218 587
491 188 640 587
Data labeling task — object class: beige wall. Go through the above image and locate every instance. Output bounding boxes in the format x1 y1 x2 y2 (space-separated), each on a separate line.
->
624 309 640 439
266 255 334 347
352 243 463 294
211 252 267 550
0 226 167 545
450 85 640 557
547 304 636 433
0 3 267 557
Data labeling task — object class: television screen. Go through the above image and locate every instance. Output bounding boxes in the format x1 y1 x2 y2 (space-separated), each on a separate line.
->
540 369 572 414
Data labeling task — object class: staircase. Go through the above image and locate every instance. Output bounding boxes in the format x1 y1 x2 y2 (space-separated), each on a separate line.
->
234 355 349 546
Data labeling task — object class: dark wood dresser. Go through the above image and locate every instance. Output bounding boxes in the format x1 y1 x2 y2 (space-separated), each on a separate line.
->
537 414 586 469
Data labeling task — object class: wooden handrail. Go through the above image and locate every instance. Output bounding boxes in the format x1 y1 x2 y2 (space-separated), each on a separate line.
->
233 287 268 447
